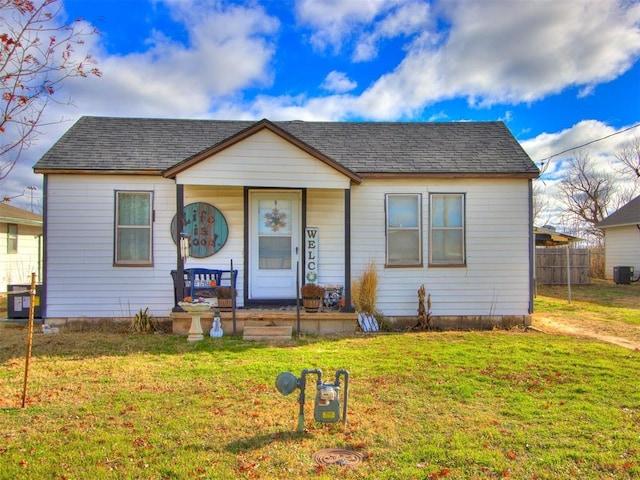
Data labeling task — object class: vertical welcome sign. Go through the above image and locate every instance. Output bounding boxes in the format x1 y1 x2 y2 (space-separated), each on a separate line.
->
305 227 319 283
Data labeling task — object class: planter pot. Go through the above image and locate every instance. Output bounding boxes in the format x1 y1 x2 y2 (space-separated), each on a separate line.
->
217 298 233 310
303 297 322 313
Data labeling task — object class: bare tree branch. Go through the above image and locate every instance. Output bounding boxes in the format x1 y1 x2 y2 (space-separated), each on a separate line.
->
0 0 101 185
532 180 551 226
557 151 615 239
613 136 640 179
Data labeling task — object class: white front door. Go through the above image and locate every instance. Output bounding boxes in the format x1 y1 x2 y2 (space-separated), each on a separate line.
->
249 190 301 299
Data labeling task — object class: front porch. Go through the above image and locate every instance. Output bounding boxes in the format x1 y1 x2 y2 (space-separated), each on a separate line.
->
171 308 359 336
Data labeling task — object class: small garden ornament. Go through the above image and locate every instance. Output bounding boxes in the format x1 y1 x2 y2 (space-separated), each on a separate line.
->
210 310 223 338
412 284 432 331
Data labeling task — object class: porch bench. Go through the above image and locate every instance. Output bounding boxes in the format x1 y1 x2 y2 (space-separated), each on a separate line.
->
171 268 238 301
170 270 191 305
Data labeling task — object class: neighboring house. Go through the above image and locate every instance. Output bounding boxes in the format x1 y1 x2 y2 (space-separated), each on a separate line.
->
597 195 640 282
33 117 539 328
0 203 43 291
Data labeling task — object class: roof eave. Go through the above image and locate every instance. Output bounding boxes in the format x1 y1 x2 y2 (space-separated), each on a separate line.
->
360 171 540 179
0 216 42 226
34 168 164 175
598 221 640 229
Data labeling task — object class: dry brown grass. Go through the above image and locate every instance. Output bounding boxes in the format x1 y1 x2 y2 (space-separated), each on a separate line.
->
0 292 7 318
533 279 640 349
352 261 378 313
537 278 640 309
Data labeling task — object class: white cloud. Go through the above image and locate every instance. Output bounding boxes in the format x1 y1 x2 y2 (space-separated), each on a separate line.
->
520 120 640 225
441 0 640 104
355 0 640 119
521 120 636 176
62 1 279 118
321 71 357 93
296 0 432 61
353 1 432 61
295 0 394 53
258 0 640 121
212 94 356 122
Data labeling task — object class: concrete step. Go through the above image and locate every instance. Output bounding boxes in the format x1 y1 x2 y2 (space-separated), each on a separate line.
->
243 335 292 341
243 325 292 341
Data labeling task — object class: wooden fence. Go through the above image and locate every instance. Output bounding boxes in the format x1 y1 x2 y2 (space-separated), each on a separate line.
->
535 247 591 285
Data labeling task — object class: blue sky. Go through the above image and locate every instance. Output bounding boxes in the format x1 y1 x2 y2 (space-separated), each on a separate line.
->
3 0 640 224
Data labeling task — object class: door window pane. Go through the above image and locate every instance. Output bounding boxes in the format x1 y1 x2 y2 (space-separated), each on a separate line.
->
258 199 292 270
259 237 292 269
259 200 291 234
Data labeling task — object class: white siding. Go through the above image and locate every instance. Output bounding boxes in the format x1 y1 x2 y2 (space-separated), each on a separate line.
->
0 222 42 291
306 189 345 286
603 226 640 280
177 129 351 189
44 173 532 320
45 175 181 318
351 178 532 317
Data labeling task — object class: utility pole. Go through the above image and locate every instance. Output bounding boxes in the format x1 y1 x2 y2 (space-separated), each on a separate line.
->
26 186 37 212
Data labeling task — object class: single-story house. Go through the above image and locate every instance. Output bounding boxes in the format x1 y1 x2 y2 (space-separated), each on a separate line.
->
33 116 539 330
597 195 640 282
0 202 43 292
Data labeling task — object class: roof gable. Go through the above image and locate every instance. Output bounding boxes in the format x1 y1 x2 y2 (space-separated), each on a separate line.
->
598 195 640 228
174 127 355 189
164 119 362 183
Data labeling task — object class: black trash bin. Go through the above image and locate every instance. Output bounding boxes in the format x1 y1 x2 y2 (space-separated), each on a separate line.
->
7 284 43 319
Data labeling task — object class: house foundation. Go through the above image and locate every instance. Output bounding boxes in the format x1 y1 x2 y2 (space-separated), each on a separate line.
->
43 311 530 334
171 309 359 336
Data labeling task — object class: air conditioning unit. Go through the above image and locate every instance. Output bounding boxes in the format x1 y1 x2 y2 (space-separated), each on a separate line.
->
613 266 634 285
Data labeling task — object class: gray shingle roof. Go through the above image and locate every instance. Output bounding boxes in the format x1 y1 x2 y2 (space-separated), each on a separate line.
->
33 116 539 177
598 195 640 228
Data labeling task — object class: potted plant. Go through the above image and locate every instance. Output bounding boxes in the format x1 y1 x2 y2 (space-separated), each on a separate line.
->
215 286 236 310
300 283 325 312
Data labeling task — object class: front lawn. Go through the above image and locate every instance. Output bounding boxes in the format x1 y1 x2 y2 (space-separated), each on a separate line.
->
536 280 640 327
1 321 638 479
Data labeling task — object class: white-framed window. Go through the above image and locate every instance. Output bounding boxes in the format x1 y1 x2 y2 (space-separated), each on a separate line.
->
7 223 17 254
114 191 153 266
430 193 465 265
385 193 422 266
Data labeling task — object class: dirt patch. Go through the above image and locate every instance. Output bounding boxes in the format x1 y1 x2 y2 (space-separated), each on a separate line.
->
532 314 640 351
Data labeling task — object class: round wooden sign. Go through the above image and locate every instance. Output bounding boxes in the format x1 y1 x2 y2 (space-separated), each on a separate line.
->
171 202 229 258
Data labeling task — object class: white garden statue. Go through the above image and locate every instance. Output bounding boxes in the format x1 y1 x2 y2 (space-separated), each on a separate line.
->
210 311 223 338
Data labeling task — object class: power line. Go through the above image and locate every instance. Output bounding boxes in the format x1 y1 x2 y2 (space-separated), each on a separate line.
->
538 122 640 170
